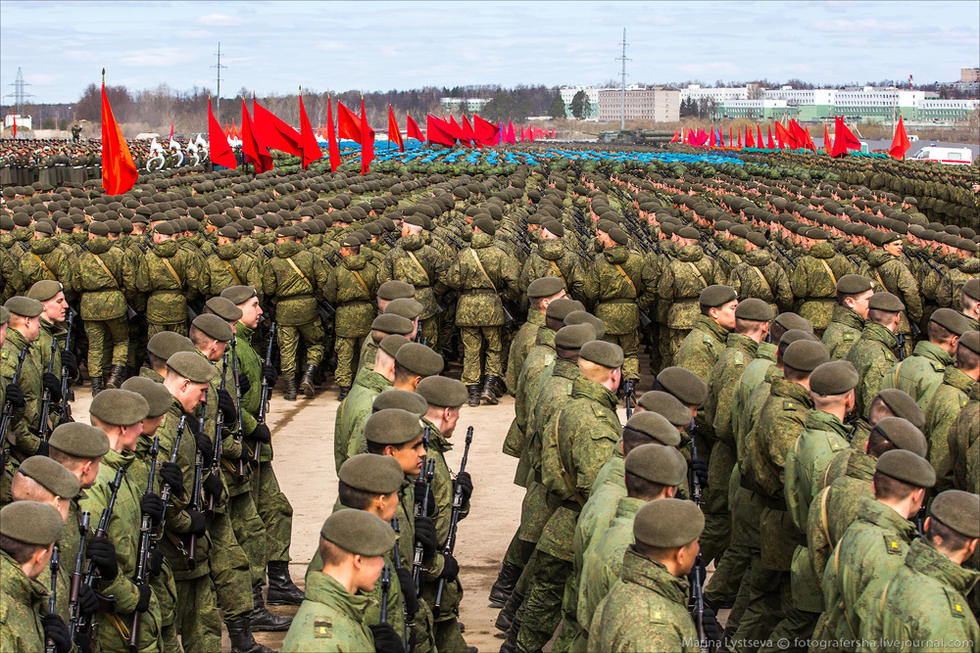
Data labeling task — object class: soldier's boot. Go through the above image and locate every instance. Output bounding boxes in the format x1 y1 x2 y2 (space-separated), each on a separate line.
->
299 364 317 398
494 590 524 632
481 375 500 406
227 618 274 653
337 386 351 401
265 561 304 605
498 619 521 653
90 377 103 397
106 365 126 389
467 385 481 407
489 563 521 608
250 586 293 631
283 377 298 401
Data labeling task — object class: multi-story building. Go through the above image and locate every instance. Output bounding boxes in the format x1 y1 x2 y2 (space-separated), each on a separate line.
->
439 97 490 113
597 86 679 123
679 84 748 104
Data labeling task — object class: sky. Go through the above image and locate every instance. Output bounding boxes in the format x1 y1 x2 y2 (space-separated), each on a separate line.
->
2 1 978 104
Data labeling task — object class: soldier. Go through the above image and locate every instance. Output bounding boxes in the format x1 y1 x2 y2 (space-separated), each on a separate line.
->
0 501 72 653
504 277 566 396
357 313 415 378
847 291 905 420
140 331 195 382
199 226 262 300
324 235 380 399
822 274 873 361
135 220 201 338
261 226 328 400
518 219 585 304
866 231 922 357
26 281 77 410
588 498 705 652
790 228 852 335
728 230 793 315
878 307 969 410
958 278 979 331
863 490 980 648
12 220 77 298
281 509 400 653
444 217 519 406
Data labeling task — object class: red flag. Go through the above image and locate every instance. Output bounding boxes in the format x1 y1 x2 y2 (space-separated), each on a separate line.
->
831 116 861 157
406 114 424 142
11 115 15 138
325 97 340 172
745 126 754 148
359 98 374 175
823 123 831 154
240 98 273 173
889 115 911 159
168 123 174 141
387 105 404 151
224 121 230 136
670 129 680 144
298 93 322 169
448 115 463 141
100 80 138 195
207 97 237 169
505 121 515 144
337 101 362 143
231 121 239 139
803 125 816 152
788 119 809 150
737 129 742 148
473 114 499 146
767 125 775 149
757 125 764 149
774 121 792 148
719 127 725 147
253 100 303 157
426 115 456 147
460 115 476 147
708 128 716 148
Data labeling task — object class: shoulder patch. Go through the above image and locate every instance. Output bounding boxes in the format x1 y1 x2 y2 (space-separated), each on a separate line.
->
314 618 333 638
842 333 855 341
945 588 967 619
783 401 795 411
884 535 903 555
703 334 713 345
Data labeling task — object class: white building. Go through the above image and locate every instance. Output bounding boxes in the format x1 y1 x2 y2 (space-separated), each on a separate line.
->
679 84 748 103
439 97 490 113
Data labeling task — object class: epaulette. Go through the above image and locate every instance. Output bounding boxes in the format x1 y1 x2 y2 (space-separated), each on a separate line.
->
883 534 903 555
313 618 334 638
782 400 796 411
945 587 968 619
842 332 856 341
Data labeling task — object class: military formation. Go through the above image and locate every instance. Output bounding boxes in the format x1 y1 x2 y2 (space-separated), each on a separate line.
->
1 140 979 653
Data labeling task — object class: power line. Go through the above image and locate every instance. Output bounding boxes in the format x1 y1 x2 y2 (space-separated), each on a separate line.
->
211 42 227 115
616 28 630 130
4 67 34 115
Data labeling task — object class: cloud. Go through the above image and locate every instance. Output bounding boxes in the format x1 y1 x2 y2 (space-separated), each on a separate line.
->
198 13 244 26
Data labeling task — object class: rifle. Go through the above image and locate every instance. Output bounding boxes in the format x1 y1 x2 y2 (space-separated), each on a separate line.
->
391 517 412 653
159 417 186 530
129 437 159 651
318 300 337 322
254 322 276 468
0 347 29 471
625 381 634 420
230 338 246 478
688 422 706 651
188 393 206 567
379 565 391 624
45 544 60 653
382 232 399 248
897 333 906 362
434 426 473 615
207 358 226 513
58 309 76 423
76 466 126 638
916 503 926 537
38 330 59 439
411 458 436 590
68 511 91 642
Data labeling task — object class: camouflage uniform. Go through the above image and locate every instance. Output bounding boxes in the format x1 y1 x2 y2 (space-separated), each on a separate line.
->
78 236 136 380
519 239 585 303
728 249 793 316
280 571 375 653
379 233 447 347
324 252 379 389
504 310 545 396
867 249 923 356
11 234 77 299
1 328 43 501
822 305 865 361
0 550 47 652
878 340 952 412
135 239 201 337
334 370 392 472
847 322 900 420
790 242 851 334
937 258 980 311
657 244 718 364
673 314 730 466
949 383 979 494
924 367 975 493
199 244 262 301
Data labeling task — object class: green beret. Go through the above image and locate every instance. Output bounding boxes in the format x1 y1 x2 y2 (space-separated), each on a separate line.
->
563 311 606 338
807 227 829 241
17 456 80 499
880 231 901 245
364 408 422 445
930 489 980 538
625 412 682 447
773 312 813 334
0 306 8 325
191 314 232 343
779 329 819 351
4 296 43 318
926 308 968 336
962 278 979 301
373 389 428 416
527 277 565 299
415 376 467 408
735 298 774 322
554 324 597 349
48 422 110 458
541 220 564 238
677 226 700 240
873 389 925 430
745 231 768 249
377 280 416 301
0 501 64 546
220 285 258 306
810 360 859 395
217 225 239 239
875 449 935 488
205 297 243 323
340 235 360 248
384 298 424 321
88 222 109 236
868 292 904 313
166 351 217 384
625 443 687 487
147 331 195 360
378 334 410 359
608 227 629 245
580 340 624 369
656 367 708 406
545 298 585 322
154 221 177 236
699 285 737 308
473 217 496 236
394 343 444 377
636 391 690 427
372 314 414 336
90 389 149 426
320 509 397 557
26 280 64 302
782 340 829 373
120 377 172 417
404 214 427 228
872 417 928 457
633 498 704 548
339 454 404 495
835 275 872 296
959 330 980 355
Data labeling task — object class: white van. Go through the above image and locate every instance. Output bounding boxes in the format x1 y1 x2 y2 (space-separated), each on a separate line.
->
913 146 973 165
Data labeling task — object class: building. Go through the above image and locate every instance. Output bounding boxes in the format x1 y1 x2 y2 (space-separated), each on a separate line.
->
597 86 679 123
439 97 490 113
3 114 32 130
712 99 799 121
679 84 748 104
559 86 611 119
962 68 980 83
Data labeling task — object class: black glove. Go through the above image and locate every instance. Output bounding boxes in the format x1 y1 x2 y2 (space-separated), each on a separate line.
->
455 471 473 503
413 516 437 558
195 432 214 467
700 603 726 647
186 509 207 536
439 553 459 581
688 458 709 491
42 372 63 402
86 535 118 581
60 349 78 378
41 614 71 653
77 581 99 617
203 472 223 499
5 382 25 408
217 389 237 423
75 631 93 653
248 422 272 443
413 478 436 517
35 441 50 457
158 462 185 499
135 583 151 613
185 414 201 436
140 493 165 525
369 623 403 653
394 567 419 617
149 548 163 578
237 373 251 397
262 364 278 384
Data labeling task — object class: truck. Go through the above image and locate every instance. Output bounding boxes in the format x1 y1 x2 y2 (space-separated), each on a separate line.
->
912 146 973 165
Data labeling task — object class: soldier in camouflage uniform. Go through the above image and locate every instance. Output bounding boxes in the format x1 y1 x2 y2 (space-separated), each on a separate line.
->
10 221 77 300
790 228 852 335
866 231 922 358
847 292 905 420
199 226 263 301
727 231 793 316
519 220 585 304
135 221 201 338
657 225 719 365
958 278 980 332
822 275 873 361
503 277 566 396
25 280 76 430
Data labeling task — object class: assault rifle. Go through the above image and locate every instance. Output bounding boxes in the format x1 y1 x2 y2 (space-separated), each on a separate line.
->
68 511 91 642
59 309 76 423
230 338 246 478
379 565 391 624
434 426 473 615
76 467 126 639
0 347 29 472
130 437 159 651
412 459 436 590
45 544 60 653
391 517 412 653
37 331 59 439
688 422 706 651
